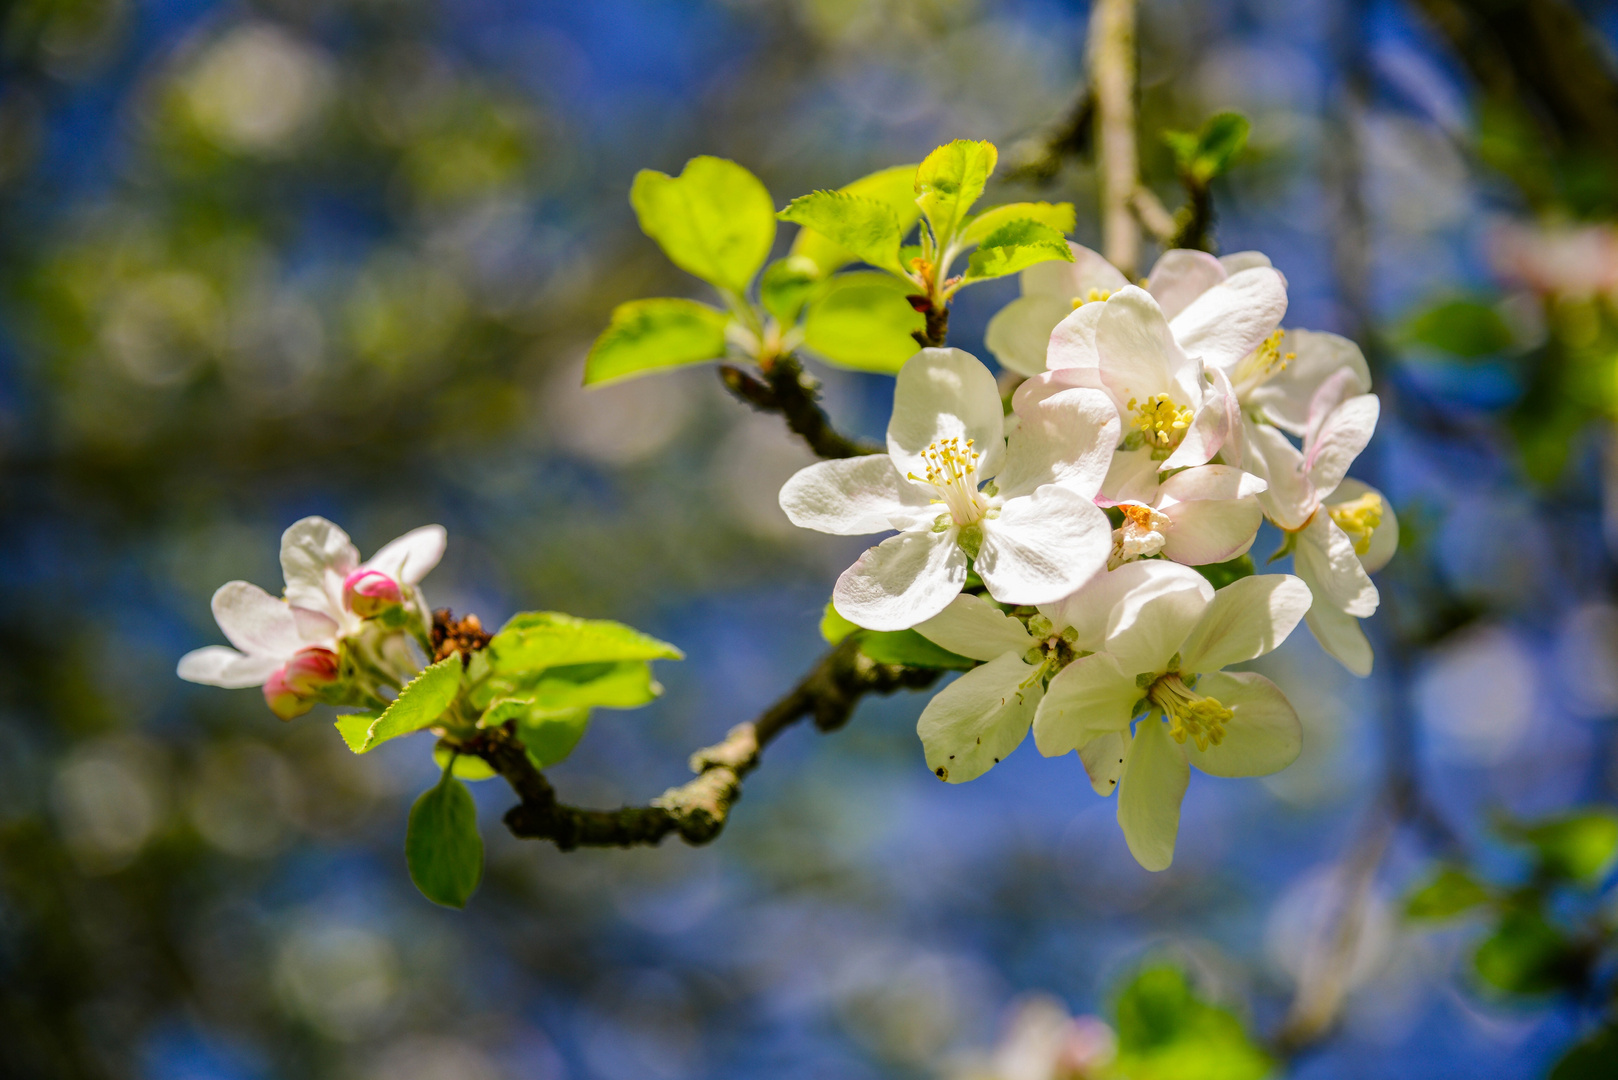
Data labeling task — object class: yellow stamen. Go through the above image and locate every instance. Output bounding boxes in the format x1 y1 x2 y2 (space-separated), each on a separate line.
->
1233 329 1294 390
1070 287 1113 309
1127 393 1195 451
907 436 988 526
1146 672 1232 752
1329 492 1383 555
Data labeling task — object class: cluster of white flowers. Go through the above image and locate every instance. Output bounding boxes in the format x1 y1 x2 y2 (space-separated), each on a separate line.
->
781 244 1395 870
177 517 445 718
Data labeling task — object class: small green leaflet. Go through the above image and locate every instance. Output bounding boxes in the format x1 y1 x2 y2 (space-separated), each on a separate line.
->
759 255 823 324
777 191 907 277
629 156 777 294
1163 112 1250 185
1405 866 1492 921
818 602 972 669
801 272 924 374
490 612 683 672
336 656 462 754
584 298 730 385
518 706 593 769
960 201 1075 248
1111 966 1273 1080
914 140 997 245
962 219 1074 283
431 744 499 780
1502 809 1618 884
406 762 483 908
790 163 920 275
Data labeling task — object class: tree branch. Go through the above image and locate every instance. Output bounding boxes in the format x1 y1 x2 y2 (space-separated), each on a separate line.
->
718 354 879 459
1089 0 1141 276
463 637 941 851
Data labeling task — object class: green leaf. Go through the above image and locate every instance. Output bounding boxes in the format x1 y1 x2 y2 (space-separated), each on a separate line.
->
1165 112 1250 185
790 163 920 275
1194 554 1256 591
583 298 730 386
914 139 998 244
1112 966 1273 1080
526 661 663 710
335 657 462 754
490 612 683 673
1505 809 1618 884
801 272 925 373
517 706 593 769
1400 298 1515 359
961 201 1075 247
629 156 776 293
820 602 859 644
760 255 823 324
1473 907 1576 995
406 763 483 908
778 191 906 277
1405 866 1492 921
432 744 499 781
1550 1024 1618 1080
857 629 974 670
962 219 1074 283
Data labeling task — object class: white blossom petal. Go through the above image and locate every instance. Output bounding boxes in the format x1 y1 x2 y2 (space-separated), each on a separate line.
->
1045 300 1108 372
1329 478 1399 574
1023 242 1129 299
888 348 1007 481
1177 574 1312 674
1105 586 1209 676
1144 248 1226 321
1161 384 1231 471
985 294 1074 376
1218 251 1273 275
1117 719 1190 871
833 527 968 631
915 594 1035 661
976 486 1111 606
780 455 933 535
1000 388 1119 501
364 525 446 585
1305 601 1374 677
1100 446 1163 505
1032 652 1141 755
917 652 1043 782
1078 730 1128 796
280 516 359 617
1045 560 1213 654
211 581 306 657
1295 514 1379 618
1095 286 1183 408
176 645 283 688
1157 468 1265 565
1305 393 1379 500
1247 329 1371 435
1249 423 1315 531
1185 671 1302 777
1169 266 1289 373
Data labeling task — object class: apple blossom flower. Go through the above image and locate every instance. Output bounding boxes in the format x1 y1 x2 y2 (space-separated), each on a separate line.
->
177 580 339 691
779 348 1118 631
1252 369 1396 676
1100 462 1267 569
343 567 404 618
280 516 446 636
1031 565 1312 871
262 645 341 719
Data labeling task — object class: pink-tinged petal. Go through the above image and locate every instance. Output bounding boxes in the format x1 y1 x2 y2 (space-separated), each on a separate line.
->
280 516 359 617
1306 601 1374 677
1045 299 1108 372
888 348 1007 481
1159 492 1263 565
343 569 404 618
177 646 282 689
977 486 1111 606
1327 478 1399 574
1304 367 1369 446
1144 249 1226 321
1117 719 1190 871
917 653 1042 782
1185 671 1302 777
1105 586 1209 676
1249 424 1315 531
1032 652 1142 756
833 528 968 631
1246 329 1371 436
211 581 304 657
1078 729 1128 795
915 594 1035 661
1305 393 1379 501
1161 386 1230 472
1169 266 1289 373
292 607 339 645
1044 560 1212 654
1177 574 1312 673
1095 286 1182 408
1210 365 1244 468
1000 388 1119 500
1011 367 1108 418
364 525 446 585
1218 251 1273 275
1295 514 1379 618
1157 463 1267 503
1101 447 1162 505
780 455 934 535
984 294 1074 376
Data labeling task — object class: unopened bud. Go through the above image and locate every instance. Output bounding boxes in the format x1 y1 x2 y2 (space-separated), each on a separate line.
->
343 568 403 618
262 646 340 720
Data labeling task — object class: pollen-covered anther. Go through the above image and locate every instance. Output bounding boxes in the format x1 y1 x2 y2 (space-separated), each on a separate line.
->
1127 393 1195 451
1329 491 1383 555
1070 287 1113 309
1108 502 1171 569
1146 672 1232 752
908 435 989 526
1233 329 1295 389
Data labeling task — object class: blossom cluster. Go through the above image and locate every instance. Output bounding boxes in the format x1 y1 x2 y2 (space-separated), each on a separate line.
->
781 244 1394 870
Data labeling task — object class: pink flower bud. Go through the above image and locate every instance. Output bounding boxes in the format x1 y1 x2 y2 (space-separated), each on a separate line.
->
262 646 340 720
342 568 403 618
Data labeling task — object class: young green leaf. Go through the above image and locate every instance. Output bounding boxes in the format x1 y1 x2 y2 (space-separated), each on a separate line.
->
502 660 663 710
490 612 683 673
1400 298 1515 359
335 657 462 753
517 706 593 769
759 255 824 324
961 219 1074 284
629 156 776 293
1405 866 1492 921
1505 809 1618 884
406 763 483 908
431 744 499 780
960 201 1075 248
1165 112 1251 185
801 272 925 374
791 163 921 275
1112 966 1273 1080
778 191 907 277
584 298 730 386
820 602 860 644
914 139 998 245
857 629 974 670
1473 908 1576 995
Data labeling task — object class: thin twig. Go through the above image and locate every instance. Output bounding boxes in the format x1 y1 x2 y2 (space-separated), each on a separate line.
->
1089 0 1140 276
462 637 940 850
718 354 879 459
1129 186 1177 245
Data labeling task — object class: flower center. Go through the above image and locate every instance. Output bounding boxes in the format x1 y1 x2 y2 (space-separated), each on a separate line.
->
1108 502 1172 569
1128 393 1194 452
911 435 990 527
1070 287 1113 309
1232 329 1295 392
1145 671 1231 751
1328 491 1383 555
